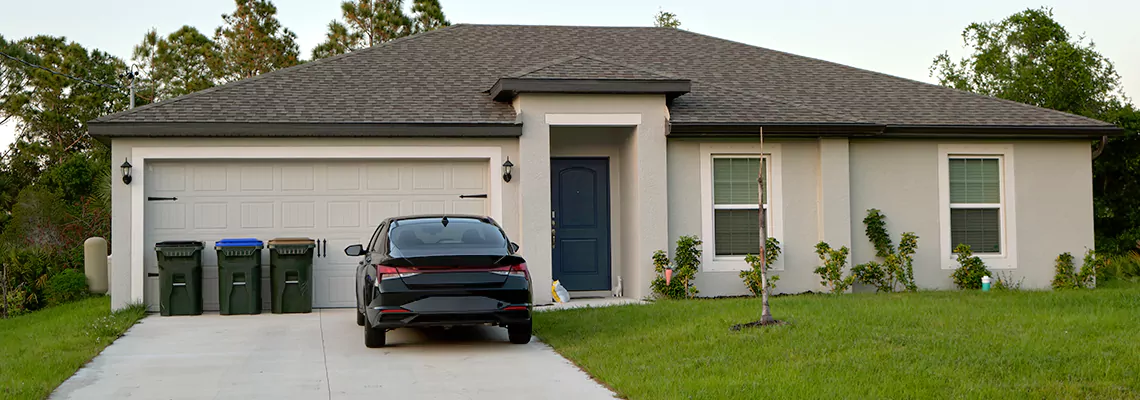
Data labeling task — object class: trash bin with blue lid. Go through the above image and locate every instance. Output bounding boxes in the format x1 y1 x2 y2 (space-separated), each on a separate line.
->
156 241 204 316
215 238 264 315
268 238 316 314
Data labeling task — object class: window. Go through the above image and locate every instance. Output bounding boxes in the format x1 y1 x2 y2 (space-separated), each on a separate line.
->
949 158 1002 253
712 157 768 256
700 142 783 272
388 217 509 257
938 144 1017 269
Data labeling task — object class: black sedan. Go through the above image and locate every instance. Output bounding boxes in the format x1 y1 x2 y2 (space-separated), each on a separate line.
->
344 215 532 348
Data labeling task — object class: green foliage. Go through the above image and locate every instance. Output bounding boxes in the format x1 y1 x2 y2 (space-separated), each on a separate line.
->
851 209 919 292
44 268 88 306
653 10 681 28
951 244 992 290
1094 106 1140 255
3 286 29 317
3 248 83 312
214 0 301 81
739 237 781 296
651 236 701 299
992 271 1024 291
411 0 450 33
1052 250 1098 289
1099 251 1140 282
314 0 450 59
814 242 855 293
132 26 220 101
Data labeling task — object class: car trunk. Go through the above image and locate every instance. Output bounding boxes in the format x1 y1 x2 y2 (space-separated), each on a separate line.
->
384 254 524 289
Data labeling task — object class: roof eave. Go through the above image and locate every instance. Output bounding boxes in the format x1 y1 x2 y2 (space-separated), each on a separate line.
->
88 122 523 142
668 122 1125 139
490 78 691 102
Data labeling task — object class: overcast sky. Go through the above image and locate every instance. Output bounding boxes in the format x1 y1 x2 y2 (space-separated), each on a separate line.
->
2 0 1138 148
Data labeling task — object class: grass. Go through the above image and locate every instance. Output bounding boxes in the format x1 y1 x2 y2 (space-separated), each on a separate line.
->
535 286 1140 400
0 297 147 400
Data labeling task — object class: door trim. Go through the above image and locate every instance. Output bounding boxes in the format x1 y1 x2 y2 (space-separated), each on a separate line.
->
128 145 503 303
551 157 613 291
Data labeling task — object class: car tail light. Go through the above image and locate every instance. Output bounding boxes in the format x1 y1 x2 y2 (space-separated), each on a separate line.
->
503 305 528 311
490 263 529 280
376 265 420 280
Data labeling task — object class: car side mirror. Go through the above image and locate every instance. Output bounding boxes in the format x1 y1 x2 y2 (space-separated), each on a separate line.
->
344 244 365 257
509 242 520 253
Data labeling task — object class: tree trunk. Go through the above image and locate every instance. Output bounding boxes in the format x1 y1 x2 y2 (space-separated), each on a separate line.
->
758 127 773 324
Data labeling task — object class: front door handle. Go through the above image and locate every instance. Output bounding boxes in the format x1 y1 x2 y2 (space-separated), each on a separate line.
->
551 228 556 249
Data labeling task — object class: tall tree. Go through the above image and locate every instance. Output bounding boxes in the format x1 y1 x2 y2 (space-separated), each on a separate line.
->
653 10 681 28
214 0 300 81
930 7 1138 254
312 0 448 60
411 0 449 33
133 26 220 101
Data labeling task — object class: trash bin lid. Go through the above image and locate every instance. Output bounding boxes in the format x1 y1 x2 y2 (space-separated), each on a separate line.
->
156 240 204 248
215 238 264 248
268 237 315 246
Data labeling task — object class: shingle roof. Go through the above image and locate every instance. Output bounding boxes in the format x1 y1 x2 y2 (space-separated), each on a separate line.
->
92 24 1114 130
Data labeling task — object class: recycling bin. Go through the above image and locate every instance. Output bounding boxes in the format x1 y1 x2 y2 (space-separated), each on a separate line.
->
155 241 204 316
268 238 316 314
215 238 264 315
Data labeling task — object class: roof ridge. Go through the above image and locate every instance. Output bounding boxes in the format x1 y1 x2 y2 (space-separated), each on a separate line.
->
93 24 466 123
663 27 1112 127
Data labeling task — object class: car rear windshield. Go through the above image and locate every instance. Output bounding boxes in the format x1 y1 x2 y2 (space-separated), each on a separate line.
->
388 218 509 257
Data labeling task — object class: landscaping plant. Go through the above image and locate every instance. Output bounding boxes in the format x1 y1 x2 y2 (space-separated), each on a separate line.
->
740 237 781 296
1052 250 1098 289
814 242 856 293
950 244 991 289
650 235 701 299
44 268 88 306
850 209 919 292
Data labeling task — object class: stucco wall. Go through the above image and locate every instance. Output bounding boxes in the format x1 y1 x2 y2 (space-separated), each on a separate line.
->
109 137 519 309
669 137 1095 295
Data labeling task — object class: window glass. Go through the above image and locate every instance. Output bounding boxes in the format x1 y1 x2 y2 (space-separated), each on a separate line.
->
388 218 508 257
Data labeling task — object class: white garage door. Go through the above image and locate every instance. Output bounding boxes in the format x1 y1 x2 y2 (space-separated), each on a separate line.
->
143 159 489 310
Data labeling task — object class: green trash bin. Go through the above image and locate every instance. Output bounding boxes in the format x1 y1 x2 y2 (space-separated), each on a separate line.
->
156 241 204 316
268 238 316 314
215 238 264 315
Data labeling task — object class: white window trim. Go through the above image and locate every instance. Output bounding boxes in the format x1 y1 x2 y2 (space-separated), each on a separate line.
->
700 143 784 272
127 145 503 304
938 144 1017 270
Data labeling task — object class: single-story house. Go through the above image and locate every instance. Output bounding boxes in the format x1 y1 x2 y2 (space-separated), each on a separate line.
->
90 24 1121 310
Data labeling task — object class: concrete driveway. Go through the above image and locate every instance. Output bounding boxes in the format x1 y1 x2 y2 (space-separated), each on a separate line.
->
52 309 617 400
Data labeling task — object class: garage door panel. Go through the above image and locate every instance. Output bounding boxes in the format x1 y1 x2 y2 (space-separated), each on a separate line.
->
145 159 489 309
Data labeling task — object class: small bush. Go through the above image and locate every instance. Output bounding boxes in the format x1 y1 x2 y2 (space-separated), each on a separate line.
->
1100 251 1140 282
1052 250 1097 289
45 268 88 306
950 244 991 290
991 271 1023 291
740 237 781 296
814 242 855 293
851 209 919 292
651 235 701 299
3 286 31 317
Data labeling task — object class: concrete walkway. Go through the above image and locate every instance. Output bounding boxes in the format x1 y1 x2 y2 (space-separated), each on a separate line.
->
52 309 617 400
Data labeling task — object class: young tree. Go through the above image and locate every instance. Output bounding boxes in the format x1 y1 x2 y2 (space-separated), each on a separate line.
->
411 0 450 33
653 10 681 28
756 127 774 324
133 26 220 101
214 0 300 81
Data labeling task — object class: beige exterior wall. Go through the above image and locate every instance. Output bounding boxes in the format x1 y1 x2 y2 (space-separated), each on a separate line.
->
668 137 1095 296
109 137 519 310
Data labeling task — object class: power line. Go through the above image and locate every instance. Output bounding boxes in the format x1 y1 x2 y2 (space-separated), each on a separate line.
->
0 51 124 90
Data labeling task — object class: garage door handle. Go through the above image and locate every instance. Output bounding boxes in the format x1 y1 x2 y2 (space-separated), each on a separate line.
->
147 196 178 201
172 283 186 287
285 280 299 284
459 194 487 199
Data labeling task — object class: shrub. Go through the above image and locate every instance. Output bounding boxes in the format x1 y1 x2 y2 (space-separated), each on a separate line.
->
1100 251 1140 282
950 244 991 289
740 237 781 296
992 271 1023 291
3 286 30 317
1052 250 1098 289
2 248 82 312
651 235 702 299
45 268 88 306
851 209 919 292
814 242 855 293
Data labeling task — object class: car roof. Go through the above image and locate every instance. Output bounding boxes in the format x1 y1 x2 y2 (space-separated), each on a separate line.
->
386 214 495 223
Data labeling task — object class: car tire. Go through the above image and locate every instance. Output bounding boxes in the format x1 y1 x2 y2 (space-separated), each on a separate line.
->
364 325 386 348
356 309 366 326
508 321 532 344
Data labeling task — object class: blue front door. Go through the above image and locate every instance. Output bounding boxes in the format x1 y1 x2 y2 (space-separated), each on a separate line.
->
551 158 612 291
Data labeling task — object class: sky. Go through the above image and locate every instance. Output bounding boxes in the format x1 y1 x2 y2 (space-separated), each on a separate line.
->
1 0 1138 148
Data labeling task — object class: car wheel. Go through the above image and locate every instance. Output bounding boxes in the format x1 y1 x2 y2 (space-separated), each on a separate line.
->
356 309 366 326
507 321 532 344
364 325 386 348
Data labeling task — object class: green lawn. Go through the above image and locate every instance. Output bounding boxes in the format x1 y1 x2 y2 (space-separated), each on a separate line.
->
535 287 1140 400
0 297 147 400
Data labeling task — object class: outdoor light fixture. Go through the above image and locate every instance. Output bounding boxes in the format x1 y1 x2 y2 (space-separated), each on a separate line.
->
120 159 133 185
502 157 514 182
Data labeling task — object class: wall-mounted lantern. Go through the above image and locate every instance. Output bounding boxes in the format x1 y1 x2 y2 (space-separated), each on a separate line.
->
502 157 514 182
120 159 133 185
